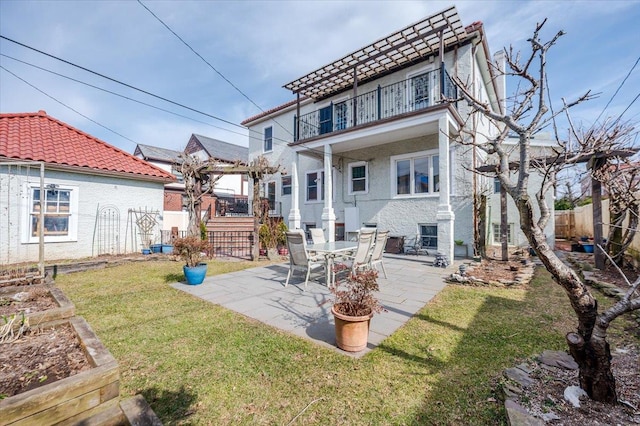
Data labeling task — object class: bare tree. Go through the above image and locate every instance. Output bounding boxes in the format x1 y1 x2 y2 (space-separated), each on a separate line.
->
451 20 640 403
179 153 222 238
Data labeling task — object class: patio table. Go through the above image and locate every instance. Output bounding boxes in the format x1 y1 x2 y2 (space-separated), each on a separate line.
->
306 241 357 288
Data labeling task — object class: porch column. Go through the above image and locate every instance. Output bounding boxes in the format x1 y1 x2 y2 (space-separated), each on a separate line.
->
321 144 336 242
288 152 301 230
436 115 455 262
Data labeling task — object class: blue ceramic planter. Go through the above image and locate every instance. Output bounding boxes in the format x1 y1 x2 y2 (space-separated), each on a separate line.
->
183 263 207 285
582 244 594 253
162 244 174 254
141 248 151 255
150 244 162 253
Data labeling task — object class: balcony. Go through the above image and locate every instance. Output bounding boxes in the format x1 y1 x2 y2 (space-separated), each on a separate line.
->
294 69 457 142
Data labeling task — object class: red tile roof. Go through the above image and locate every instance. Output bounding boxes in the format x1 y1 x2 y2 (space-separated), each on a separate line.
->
0 111 175 182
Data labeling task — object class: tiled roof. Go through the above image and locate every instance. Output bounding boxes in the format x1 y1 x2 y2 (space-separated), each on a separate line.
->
134 143 182 163
0 111 175 182
191 134 248 163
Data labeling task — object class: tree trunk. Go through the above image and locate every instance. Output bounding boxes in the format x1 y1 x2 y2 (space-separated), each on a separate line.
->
566 332 617 403
516 196 617 402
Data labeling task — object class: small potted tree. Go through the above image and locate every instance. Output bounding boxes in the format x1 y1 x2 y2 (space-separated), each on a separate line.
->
329 267 385 352
276 221 289 255
173 236 210 285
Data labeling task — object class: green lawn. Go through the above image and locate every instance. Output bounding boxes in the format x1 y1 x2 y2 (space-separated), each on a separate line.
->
55 259 577 425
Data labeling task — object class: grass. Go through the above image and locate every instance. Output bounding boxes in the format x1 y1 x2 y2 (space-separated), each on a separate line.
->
55 259 587 425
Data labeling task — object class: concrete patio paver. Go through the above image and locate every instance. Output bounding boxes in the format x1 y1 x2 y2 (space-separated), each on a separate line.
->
172 253 457 357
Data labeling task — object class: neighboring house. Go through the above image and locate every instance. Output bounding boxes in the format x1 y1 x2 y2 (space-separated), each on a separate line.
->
0 111 175 264
486 135 558 250
134 135 250 235
184 134 249 198
242 7 557 260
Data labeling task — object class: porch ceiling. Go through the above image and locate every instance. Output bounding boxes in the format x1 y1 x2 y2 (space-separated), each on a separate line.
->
283 6 467 100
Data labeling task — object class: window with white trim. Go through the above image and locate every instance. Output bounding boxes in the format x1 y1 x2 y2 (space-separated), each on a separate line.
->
348 162 368 194
28 185 78 242
263 126 273 152
281 175 291 196
419 224 438 249
492 223 514 245
391 151 439 196
306 170 324 202
264 181 276 211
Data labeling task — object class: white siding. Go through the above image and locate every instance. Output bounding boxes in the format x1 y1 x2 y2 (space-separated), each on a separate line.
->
0 166 165 264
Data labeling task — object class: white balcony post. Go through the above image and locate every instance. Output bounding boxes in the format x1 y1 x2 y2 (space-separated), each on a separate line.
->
321 144 336 242
437 115 455 262
288 153 301 230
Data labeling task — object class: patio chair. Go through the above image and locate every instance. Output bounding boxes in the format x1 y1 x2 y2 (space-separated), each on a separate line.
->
284 231 324 289
368 230 389 278
335 229 375 279
310 228 326 244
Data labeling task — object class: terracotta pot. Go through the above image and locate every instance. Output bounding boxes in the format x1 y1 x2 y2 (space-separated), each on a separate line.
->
331 305 373 352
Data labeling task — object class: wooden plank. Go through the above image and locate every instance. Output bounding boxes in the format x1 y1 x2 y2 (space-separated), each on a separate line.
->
12 389 101 426
0 362 118 421
58 398 121 426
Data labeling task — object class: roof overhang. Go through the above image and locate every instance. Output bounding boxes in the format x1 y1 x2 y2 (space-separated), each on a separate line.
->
283 6 467 100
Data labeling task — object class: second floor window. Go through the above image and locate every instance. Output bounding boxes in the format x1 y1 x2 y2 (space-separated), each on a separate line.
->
263 126 273 152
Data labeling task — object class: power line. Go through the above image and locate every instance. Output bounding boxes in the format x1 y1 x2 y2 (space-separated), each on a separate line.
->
137 0 294 138
0 35 244 132
0 34 365 163
594 55 640 125
1 65 140 148
0 36 298 149
1 53 254 143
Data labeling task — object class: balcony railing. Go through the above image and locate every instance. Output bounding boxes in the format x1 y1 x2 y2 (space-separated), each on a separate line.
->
295 68 457 141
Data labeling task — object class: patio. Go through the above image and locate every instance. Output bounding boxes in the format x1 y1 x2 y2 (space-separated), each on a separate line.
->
172 253 458 357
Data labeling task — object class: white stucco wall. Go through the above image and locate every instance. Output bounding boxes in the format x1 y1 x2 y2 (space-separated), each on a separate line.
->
245 40 496 255
0 165 165 264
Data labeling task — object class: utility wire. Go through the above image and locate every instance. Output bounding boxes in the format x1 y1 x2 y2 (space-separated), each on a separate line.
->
137 0 294 138
594 55 640 125
1 65 140 149
1 53 258 143
0 35 244 131
0 34 365 163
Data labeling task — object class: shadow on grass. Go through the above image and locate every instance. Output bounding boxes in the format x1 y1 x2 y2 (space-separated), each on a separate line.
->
164 273 184 283
406 270 569 424
142 384 198 423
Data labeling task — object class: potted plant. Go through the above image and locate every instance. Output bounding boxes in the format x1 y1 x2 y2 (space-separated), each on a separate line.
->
173 236 210 285
329 267 385 352
276 221 289 255
259 221 279 259
454 239 468 258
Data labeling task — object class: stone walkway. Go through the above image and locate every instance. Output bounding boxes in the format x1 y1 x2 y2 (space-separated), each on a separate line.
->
172 253 458 357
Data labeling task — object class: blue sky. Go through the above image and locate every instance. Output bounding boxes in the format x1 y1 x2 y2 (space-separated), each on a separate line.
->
1 0 638 155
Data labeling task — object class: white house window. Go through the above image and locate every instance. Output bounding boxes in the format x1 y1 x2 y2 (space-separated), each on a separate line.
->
419 224 438 249
28 185 78 242
492 223 514 245
391 151 439 196
264 181 276 210
306 171 324 202
281 175 291 196
494 177 501 193
263 126 273 152
348 162 368 194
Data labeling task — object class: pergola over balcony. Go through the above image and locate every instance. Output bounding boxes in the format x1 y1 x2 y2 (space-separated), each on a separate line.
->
283 6 467 101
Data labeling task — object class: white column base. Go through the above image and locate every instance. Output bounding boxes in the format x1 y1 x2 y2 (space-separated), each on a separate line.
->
322 208 336 242
437 207 455 263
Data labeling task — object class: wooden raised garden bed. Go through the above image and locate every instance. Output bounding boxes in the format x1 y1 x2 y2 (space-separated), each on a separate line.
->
0 284 75 328
0 316 121 424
